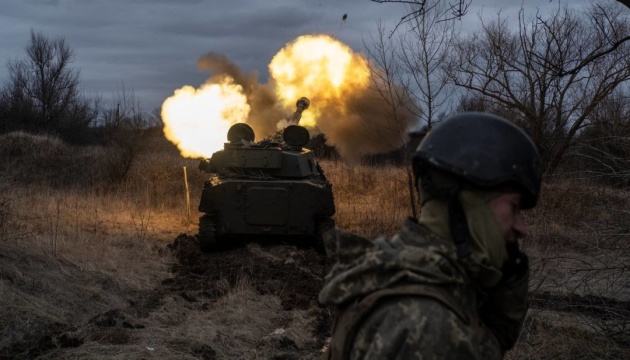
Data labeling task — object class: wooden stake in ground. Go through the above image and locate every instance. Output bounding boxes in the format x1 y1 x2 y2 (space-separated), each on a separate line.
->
183 166 191 221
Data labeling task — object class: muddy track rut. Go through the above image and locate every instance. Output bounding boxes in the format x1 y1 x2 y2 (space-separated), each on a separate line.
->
1 234 333 360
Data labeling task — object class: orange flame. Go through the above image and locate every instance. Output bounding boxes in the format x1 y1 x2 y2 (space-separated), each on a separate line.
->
269 34 370 127
162 34 372 158
161 78 250 158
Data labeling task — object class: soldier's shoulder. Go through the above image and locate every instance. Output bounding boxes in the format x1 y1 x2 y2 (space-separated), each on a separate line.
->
351 295 480 359
363 295 466 329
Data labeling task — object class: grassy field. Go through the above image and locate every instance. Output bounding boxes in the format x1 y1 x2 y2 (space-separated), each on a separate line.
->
0 131 628 359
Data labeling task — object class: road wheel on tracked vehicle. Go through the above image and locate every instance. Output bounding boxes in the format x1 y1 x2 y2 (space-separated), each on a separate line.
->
198 214 218 252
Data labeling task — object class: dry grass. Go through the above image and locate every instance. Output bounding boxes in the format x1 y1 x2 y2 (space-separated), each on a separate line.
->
321 160 414 238
0 132 198 358
527 178 629 250
508 309 628 360
0 131 628 358
523 177 629 298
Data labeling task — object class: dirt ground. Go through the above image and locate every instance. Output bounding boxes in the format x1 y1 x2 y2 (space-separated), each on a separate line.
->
0 235 333 360
2 233 629 359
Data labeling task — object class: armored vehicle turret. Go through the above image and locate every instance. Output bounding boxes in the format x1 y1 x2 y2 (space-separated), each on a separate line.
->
197 98 335 251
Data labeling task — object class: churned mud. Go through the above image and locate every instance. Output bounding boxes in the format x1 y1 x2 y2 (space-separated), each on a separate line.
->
0 234 333 360
167 234 330 310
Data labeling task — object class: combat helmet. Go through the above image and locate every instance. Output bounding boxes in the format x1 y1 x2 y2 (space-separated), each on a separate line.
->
412 112 542 256
413 112 542 208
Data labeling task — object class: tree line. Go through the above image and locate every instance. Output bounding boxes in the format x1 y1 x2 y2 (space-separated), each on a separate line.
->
366 1 630 184
0 30 159 146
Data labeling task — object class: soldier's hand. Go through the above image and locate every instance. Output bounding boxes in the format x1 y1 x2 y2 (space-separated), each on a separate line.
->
482 241 530 351
499 241 529 284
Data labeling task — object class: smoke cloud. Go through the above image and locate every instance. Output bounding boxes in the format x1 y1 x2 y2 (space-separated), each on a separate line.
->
316 86 416 162
194 37 417 162
197 52 286 139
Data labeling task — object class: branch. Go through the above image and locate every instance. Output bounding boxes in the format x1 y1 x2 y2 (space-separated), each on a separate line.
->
371 0 471 35
555 35 630 76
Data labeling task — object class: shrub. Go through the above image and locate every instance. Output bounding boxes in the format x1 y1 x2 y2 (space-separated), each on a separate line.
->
0 131 67 158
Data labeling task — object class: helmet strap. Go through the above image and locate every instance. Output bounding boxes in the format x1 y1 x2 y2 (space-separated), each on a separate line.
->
447 193 472 258
418 169 473 258
418 169 457 205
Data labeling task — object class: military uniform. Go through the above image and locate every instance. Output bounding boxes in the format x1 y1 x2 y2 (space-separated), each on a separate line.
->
318 218 528 360
319 112 540 360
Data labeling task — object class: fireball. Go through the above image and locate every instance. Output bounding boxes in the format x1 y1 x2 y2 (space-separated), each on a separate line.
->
269 34 371 127
162 34 377 159
161 78 250 158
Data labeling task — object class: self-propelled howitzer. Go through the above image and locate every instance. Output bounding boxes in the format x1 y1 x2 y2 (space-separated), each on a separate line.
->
196 99 335 251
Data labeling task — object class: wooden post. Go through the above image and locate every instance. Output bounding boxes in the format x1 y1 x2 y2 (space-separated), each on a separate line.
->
183 166 191 221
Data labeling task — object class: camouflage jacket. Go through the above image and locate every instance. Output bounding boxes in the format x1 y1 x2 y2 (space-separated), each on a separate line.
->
318 218 529 360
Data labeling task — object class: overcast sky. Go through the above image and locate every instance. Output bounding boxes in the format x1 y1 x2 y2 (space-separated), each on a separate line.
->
0 0 589 112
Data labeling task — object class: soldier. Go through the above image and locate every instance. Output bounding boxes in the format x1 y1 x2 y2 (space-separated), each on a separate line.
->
319 112 542 359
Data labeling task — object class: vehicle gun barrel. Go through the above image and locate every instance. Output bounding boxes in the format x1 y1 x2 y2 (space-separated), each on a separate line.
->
291 97 310 124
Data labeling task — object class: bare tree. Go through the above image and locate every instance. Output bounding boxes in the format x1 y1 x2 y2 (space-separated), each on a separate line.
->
0 30 97 139
447 5 630 174
372 0 630 17
365 21 420 218
373 1 630 77
371 0 471 32
0 68 37 133
547 4 630 76
398 0 458 129
570 86 630 185
100 84 147 183
101 84 147 128
149 106 163 128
